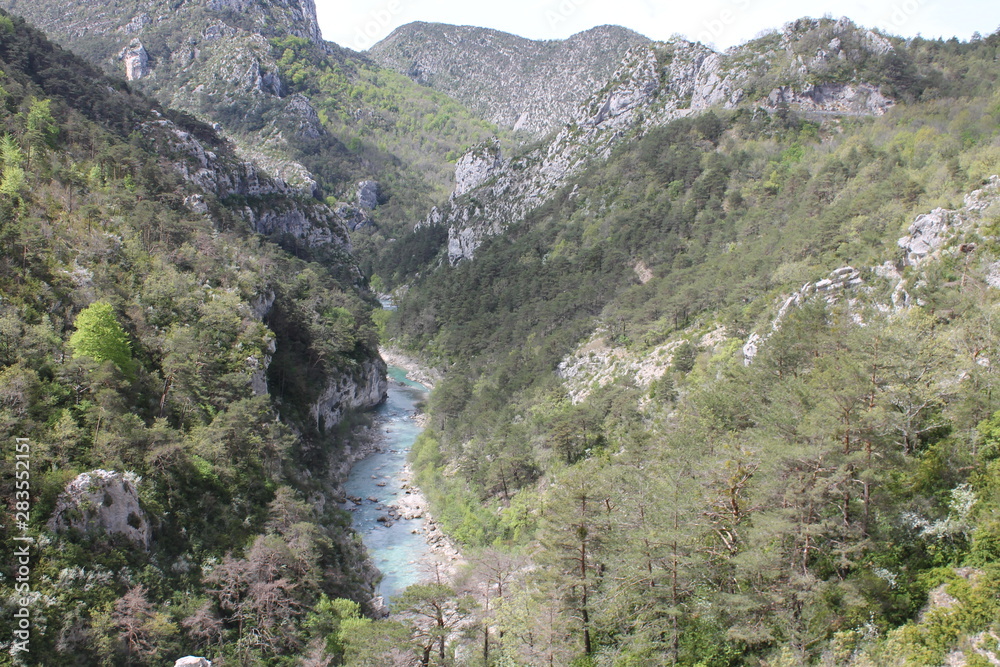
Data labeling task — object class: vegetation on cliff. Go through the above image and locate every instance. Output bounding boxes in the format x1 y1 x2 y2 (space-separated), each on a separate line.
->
0 12 385 665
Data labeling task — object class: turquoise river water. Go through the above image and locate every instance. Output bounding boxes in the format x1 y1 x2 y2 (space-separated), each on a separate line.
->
343 366 432 602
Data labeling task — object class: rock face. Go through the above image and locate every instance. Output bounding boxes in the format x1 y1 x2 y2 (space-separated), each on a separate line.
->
248 290 277 396
767 83 893 116
369 23 650 137
3 0 324 45
141 117 352 249
452 138 502 199
335 203 374 232
174 658 212 667
422 18 900 264
898 175 1000 265
310 358 389 433
48 470 151 548
0 0 329 193
899 208 956 264
118 39 150 80
356 180 379 210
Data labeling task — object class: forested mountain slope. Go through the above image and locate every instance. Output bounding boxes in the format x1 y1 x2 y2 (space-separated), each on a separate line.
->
411 18 913 267
0 12 389 664
0 0 502 272
370 22 1000 667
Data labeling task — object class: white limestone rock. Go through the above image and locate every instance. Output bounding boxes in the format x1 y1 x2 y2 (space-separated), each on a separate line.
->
174 658 212 667
183 194 209 214
310 359 388 433
48 470 151 548
898 208 954 264
452 139 502 199
357 180 380 210
119 39 151 81
767 82 894 116
141 118 351 249
118 14 152 35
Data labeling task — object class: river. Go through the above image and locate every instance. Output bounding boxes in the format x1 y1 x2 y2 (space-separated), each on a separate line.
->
343 366 432 602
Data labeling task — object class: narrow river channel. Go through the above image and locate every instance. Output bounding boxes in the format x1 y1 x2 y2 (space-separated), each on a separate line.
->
343 366 432 602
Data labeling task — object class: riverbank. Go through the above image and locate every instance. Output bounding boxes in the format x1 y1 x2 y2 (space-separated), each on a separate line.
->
379 347 444 390
390 462 464 580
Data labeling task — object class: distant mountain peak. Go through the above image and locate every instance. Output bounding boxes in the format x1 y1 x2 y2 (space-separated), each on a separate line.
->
368 21 650 136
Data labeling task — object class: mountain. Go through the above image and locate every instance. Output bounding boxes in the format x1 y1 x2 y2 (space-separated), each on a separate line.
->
0 9 388 663
411 17 902 266
368 22 650 137
0 0 502 266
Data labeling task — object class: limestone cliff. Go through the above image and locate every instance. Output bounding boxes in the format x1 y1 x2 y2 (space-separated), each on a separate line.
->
0 0 328 189
140 113 354 250
310 357 389 433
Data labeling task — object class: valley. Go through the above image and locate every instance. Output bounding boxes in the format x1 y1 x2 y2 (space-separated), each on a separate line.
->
1 3 1000 666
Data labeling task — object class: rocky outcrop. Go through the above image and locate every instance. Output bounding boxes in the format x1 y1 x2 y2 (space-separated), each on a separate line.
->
335 204 374 232
247 290 277 396
356 180 379 210
118 39 150 80
174 658 212 667
283 93 325 140
767 82 893 116
899 208 957 265
744 175 1000 365
183 194 209 214
206 0 323 43
452 138 502 199
310 358 389 433
48 470 151 548
142 117 351 248
742 266 864 365
899 176 1000 265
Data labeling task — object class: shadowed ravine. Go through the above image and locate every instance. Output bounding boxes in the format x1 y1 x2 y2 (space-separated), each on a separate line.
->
343 366 432 602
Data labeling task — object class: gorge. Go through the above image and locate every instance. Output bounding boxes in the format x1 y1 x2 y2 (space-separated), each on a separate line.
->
2 3 1000 666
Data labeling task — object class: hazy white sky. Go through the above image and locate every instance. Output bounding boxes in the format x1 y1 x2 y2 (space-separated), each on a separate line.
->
315 0 1000 53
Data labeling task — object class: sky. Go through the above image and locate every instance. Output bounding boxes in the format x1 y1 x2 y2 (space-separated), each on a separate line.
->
315 0 1000 53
